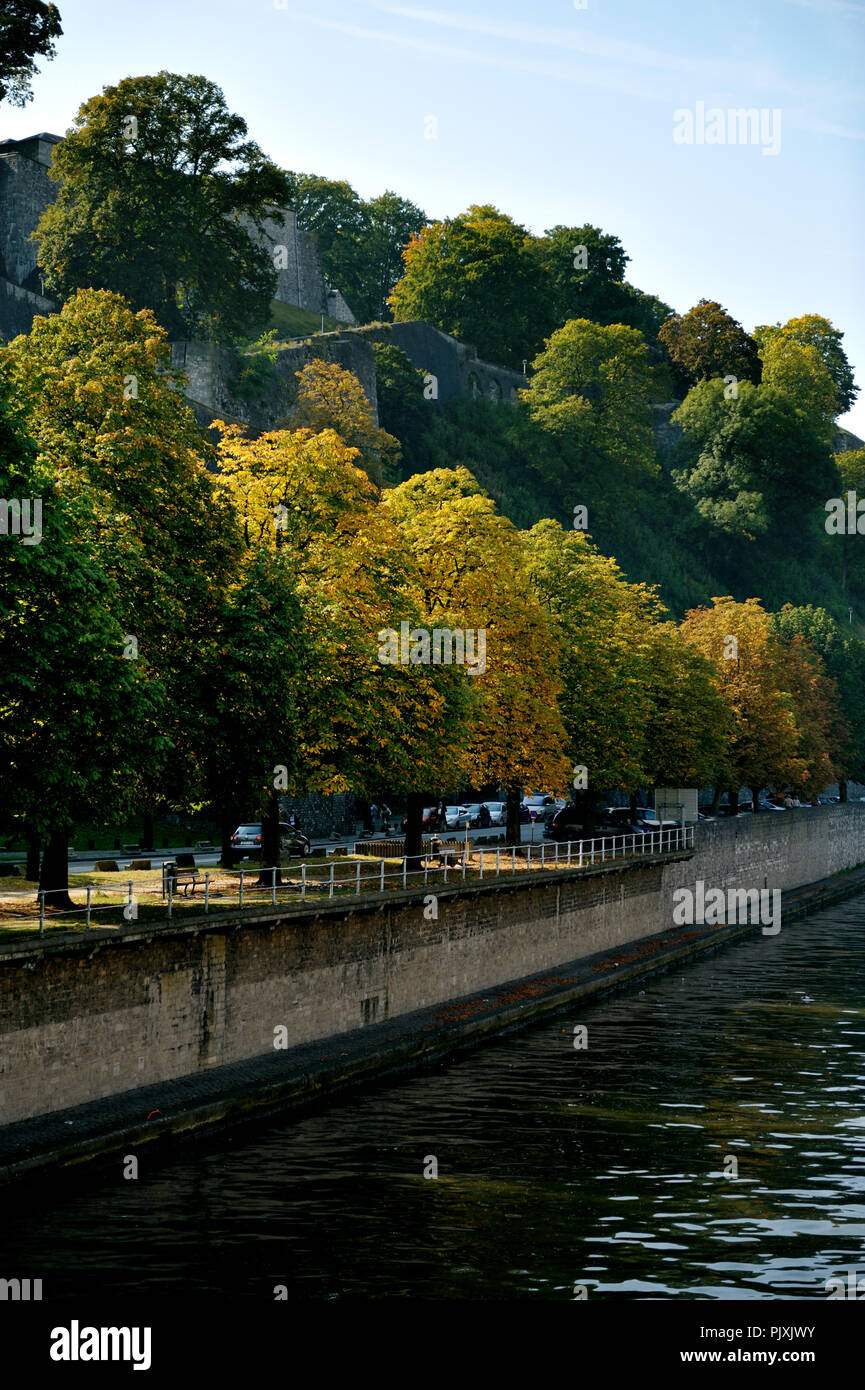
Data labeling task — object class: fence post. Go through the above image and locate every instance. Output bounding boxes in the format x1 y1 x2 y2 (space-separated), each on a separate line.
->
205 871 210 913
329 863 335 899
555 843 559 869
379 859 385 894
479 849 484 880
39 891 45 936
167 876 174 920
301 864 306 903
402 856 407 891
527 845 531 871
355 860 361 899
567 840 572 868
239 869 244 911
496 848 500 877
85 885 92 932
511 847 516 875
127 881 133 919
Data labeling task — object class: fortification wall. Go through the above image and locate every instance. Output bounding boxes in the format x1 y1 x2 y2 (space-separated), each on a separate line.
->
1 805 863 1128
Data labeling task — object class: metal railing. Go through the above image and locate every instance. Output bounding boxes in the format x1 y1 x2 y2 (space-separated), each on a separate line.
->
3 826 694 939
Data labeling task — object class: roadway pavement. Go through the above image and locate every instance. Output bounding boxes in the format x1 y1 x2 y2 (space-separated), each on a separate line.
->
0 822 546 877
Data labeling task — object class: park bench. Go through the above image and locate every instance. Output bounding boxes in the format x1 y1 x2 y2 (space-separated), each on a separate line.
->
162 860 200 898
425 839 466 871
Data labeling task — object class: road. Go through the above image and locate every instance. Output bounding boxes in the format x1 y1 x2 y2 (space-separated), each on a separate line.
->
0 822 546 878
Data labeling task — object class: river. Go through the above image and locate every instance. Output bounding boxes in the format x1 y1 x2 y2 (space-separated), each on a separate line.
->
4 892 865 1301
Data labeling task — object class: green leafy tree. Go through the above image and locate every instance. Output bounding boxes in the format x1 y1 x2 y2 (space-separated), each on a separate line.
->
35 72 290 340
659 299 761 389
672 376 839 542
0 362 163 907
0 0 61 106
521 318 658 479
773 605 865 791
291 359 401 487
5 289 242 893
531 224 673 341
389 205 553 369
755 314 857 416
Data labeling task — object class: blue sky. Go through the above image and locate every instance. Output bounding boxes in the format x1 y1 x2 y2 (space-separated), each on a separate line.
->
4 0 864 435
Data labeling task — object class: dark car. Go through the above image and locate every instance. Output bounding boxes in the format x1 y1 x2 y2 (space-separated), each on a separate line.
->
231 822 311 860
401 806 438 831
545 803 584 841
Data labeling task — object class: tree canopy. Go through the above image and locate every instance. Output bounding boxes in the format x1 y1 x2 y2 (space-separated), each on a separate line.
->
34 72 290 341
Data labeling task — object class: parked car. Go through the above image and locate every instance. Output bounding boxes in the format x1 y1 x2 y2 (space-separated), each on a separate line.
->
444 806 464 829
231 822 311 860
522 793 554 823
545 803 584 841
482 801 506 825
759 799 785 812
401 806 438 831
457 803 486 828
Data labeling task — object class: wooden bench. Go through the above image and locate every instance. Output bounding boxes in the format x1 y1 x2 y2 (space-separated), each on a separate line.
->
162 862 200 898
425 840 466 871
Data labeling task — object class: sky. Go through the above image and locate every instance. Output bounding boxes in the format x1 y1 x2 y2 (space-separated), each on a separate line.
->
4 0 864 435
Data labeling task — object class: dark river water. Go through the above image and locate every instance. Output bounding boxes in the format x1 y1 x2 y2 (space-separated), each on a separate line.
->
5 894 865 1301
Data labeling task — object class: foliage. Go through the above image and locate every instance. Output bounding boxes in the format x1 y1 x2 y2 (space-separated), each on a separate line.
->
34 72 289 340
291 359 401 487
389 205 552 369
0 0 61 106
659 299 761 389
755 314 857 416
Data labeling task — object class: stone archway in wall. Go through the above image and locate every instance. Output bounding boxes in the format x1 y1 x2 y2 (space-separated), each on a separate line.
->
487 379 502 403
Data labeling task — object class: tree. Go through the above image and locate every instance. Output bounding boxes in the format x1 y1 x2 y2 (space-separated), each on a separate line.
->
383 470 570 845
34 72 290 340
291 359 401 487
672 376 839 543
213 423 476 835
389 205 553 369
282 175 426 322
773 605 865 792
200 548 306 874
0 0 61 107
354 192 427 322
755 314 857 416
679 597 821 806
5 289 242 893
659 299 761 388
532 224 629 327
525 521 679 824
521 318 658 479
0 360 162 907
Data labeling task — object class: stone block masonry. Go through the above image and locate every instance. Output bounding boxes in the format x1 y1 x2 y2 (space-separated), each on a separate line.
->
1 804 864 1132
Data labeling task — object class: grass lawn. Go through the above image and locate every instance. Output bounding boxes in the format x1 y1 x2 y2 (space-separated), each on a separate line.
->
268 299 343 341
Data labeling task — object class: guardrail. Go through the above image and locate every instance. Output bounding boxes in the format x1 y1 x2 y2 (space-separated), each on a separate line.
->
1 826 695 939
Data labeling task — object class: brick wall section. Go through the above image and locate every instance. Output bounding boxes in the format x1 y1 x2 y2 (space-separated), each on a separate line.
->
1 806 864 1126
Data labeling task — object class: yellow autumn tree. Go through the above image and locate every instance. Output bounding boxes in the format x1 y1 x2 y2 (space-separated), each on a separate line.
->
383 468 570 843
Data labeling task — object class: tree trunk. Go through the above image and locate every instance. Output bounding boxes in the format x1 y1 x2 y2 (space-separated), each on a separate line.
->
142 807 154 850
505 784 522 847
25 825 41 883
839 779 848 804
257 789 282 886
710 786 723 815
219 805 236 869
403 790 424 871
751 785 761 813
629 791 639 818
39 829 75 911
729 786 739 816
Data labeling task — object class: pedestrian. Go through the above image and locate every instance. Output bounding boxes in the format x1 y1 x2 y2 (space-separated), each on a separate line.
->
479 803 491 828
370 802 379 831
363 802 374 835
381 802 392 835
783 793 793 809
436 799 447 831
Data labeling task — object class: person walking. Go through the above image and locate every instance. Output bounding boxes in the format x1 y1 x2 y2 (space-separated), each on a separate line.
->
370 802 379 832
380 802 392 835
